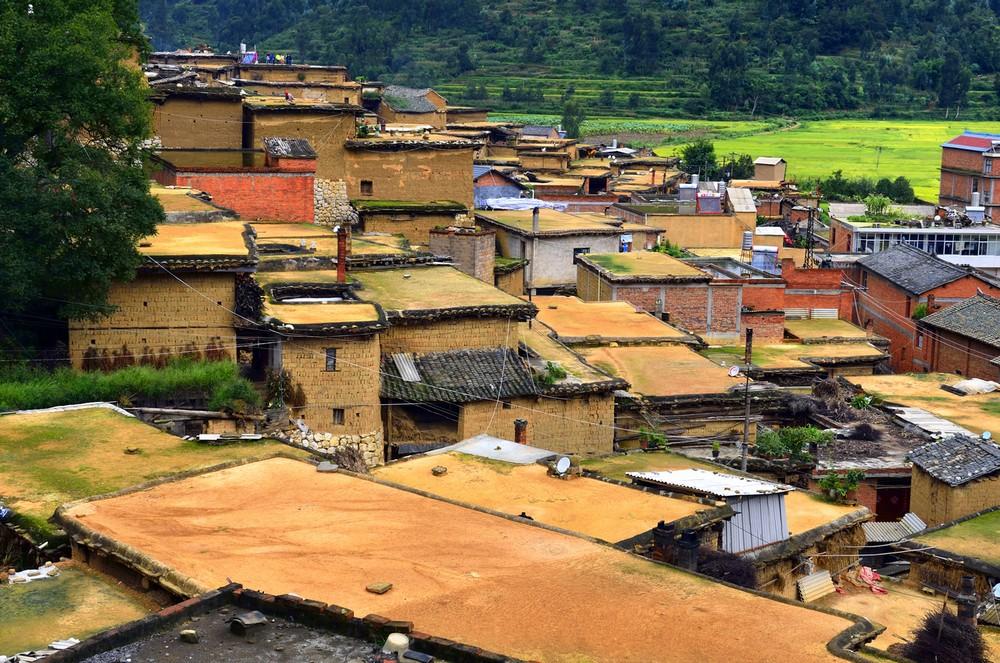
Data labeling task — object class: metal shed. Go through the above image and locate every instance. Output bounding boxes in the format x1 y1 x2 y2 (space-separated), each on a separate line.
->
627 469 792 553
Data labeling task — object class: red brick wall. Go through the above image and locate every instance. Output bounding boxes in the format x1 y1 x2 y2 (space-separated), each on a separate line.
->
709 285 741 333
742 283 785 311
614 283 741 335
741 310 785 343
940 147 983 205
829 220 853 252
158 170 314 222
926 328 1000 380
781 260 852 319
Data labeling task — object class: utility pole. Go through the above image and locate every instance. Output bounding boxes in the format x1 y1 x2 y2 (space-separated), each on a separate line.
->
805 206 816 269
741 328 753 472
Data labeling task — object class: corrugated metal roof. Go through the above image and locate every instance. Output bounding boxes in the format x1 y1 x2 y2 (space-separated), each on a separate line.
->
727 187 756 213
862 512 926 543
427 434 556 464
391 353 421 382
888 406 976 437
798 570 835 603
755 226 786 236
473 164 494 179
626 468 793 497
942 131 1000 152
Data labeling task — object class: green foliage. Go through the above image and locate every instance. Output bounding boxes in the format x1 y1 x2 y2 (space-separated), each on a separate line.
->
818 470 866 502
537 361 568 386
0 0 163 319
864 194 893 216
0 361 261 412
755 426 832 461
679 139 717 177
850 393 884 410
639 427 666 449
560 100 585 139
912 303 929 320
652 240 685 259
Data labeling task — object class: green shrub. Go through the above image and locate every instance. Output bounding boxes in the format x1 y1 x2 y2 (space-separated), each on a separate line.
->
912 303 929 319
755 426 832 460
0 360 261 413
850 393 883 410
639 427 667 449
819 470 866 502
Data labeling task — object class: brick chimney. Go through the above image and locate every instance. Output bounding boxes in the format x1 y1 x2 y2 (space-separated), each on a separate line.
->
513 418 528 445
675 528 700 572
336 225 348 284
957 575 978 626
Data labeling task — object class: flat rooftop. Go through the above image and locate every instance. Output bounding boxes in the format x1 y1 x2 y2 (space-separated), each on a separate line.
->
784 318 870 341
704 342 885 370
141 221 249 257
518 323 617 385
913 509 1000 567
476 209 623 236
374 452 707 542
582 251 709 280
580 344 742 396
252 224 410 260
582 453 860 536
263 301 382 327
59 457 855 663
0 407 302 541
532 295 689 343
849 373 1000 436
149 183 221 214
353 265 524 312
0 562 156 656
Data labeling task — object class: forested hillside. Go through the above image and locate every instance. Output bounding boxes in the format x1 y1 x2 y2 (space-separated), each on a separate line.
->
142 0 1000 117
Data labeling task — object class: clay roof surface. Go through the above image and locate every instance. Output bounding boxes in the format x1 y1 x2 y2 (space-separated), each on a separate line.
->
580 252 709 280
908 435 1000 486
476 209 623 236
381 348 537 403
353 265 525 312
140 222 249 258
858 244 969 294
533 296 688 342
920 293 1000 347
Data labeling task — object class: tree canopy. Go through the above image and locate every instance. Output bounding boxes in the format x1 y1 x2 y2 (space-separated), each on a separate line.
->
0 0 163 320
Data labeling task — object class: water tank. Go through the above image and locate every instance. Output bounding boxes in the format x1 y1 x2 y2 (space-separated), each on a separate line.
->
741 231 753 251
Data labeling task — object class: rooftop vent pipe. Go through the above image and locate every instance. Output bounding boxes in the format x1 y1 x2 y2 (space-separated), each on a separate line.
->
532 207 540 234
336 225 348 284
514 418 528 445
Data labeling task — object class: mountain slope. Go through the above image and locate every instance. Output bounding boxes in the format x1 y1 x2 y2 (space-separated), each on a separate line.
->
141 0 1000 117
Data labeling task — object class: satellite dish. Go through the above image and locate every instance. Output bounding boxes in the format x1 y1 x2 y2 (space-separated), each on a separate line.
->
555 456 571 474
983 431 993 441
728 365 741 378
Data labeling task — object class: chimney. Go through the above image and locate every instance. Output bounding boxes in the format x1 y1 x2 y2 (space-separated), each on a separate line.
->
957 575 978 626
336 225 348 284
532 207 540 234
675 528 700 572
651 521 676 562
513 418 528 444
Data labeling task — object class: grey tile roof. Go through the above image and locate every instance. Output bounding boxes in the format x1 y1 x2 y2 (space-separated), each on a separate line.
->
858 244 969 294
263 137 317 159
382 85 438 113
522 125 557 137
381 348 538 403
908 435 1000 487
920 293 1000 348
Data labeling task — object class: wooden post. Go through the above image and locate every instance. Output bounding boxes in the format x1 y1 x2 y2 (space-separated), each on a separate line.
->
741 328 753 472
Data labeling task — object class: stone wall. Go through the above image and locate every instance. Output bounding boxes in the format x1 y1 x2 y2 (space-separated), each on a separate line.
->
428 228 496 282
68 274 237 368
280 336 382 462
909 465 1000 526
314 178 357 226
380 318 518 354
283 427 383 467
457 393 615 456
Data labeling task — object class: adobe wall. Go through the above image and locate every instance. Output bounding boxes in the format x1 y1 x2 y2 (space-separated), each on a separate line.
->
68 328 237 370
164 171 314 222
68 274 237 368
495 267 525 296
153 98 244 149
428 228 496 283
909 466 1000 526
457 393 615 456
643 213 753 248
238 66 348 84
345 149 474 208
908 556 996 601
379 318 518 355
361 211 466 245
280 336 383 465
754 522 865 600
245 110 355 181
576 264 613 301
927 328 1000 380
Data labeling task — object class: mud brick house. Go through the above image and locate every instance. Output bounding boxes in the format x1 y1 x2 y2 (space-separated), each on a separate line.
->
366 85 449 129
150 86 245 149
354 200 469 245
247 270 388 465
427 225 496 282
575 251 742 343
476 208 625 293
853 244 1000 371
152 138 317 223
345 133 479 208
907 435 1000 526
241 97 362 182
753 157 787 182
68 222 256 369
939 130 1000 214
917 293 1000 380
230 63 361 105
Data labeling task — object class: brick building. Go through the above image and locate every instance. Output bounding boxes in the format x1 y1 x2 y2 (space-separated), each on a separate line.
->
576 251 742 343
68 222 255 369
907 435 1000 526
917 293 1000 380
152 138 317 223
853 244 1000 371
780 259 853 320
477 208 625 293
939 130 1000 214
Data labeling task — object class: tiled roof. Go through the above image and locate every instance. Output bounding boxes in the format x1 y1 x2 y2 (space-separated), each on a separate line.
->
920 293 1000 347
858 244 968 294
382 85 438 113
522 125 557 136
263 137 316 159
381 348 538 403
908 435 1000 487
942 131 1000 152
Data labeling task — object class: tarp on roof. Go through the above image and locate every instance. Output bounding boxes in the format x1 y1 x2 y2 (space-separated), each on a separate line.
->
483 197 567 211
426 434 556 464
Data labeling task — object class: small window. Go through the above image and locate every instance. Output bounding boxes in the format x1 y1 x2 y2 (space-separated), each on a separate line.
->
324 348 338 371
143 301 148 307
360 180 374 196
332 408 345 425
916 332 924 349
573 247 591 261
985 159 993 175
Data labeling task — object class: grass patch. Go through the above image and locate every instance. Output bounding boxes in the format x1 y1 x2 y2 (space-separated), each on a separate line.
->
0 360 261 413
917 510 1000 566
584 254 637 274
